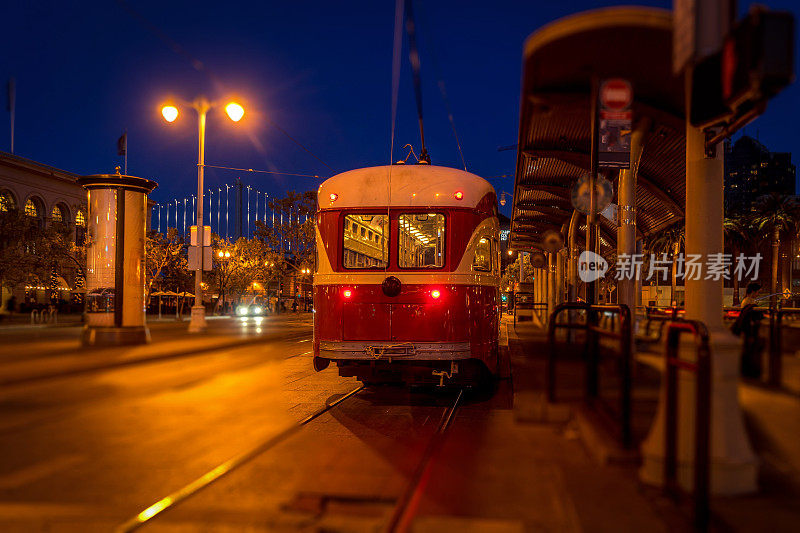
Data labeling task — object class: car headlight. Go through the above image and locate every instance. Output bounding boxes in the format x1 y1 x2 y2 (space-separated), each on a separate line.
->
252 306 262 314
236 306 247 316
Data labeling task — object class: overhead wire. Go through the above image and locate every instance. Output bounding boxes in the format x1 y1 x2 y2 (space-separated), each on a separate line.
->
202 164 324 179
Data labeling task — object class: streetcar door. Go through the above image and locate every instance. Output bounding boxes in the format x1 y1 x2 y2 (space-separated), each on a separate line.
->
341 213 390 341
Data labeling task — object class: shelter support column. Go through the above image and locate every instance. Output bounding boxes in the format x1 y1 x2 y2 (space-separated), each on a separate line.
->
617 118 649 320
567 210 580 301
556 249 565 305
546 253 555 321
640 124 756 495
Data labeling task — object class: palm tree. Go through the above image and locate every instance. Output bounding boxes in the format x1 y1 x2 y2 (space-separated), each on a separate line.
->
648 224 685 307
724 214 756 305
752 194 800 308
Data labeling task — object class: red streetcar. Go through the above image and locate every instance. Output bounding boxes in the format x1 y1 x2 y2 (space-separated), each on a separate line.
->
312 164 501 386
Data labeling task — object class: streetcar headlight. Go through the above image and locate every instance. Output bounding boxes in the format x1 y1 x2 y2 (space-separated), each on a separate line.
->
453 191 464 200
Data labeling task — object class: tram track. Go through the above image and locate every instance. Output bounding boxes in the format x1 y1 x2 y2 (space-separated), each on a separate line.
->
114 384 463 532
114 384 366 532
385 388 463 533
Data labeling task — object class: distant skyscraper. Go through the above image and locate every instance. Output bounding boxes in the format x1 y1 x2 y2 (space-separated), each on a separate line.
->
725 135 796 212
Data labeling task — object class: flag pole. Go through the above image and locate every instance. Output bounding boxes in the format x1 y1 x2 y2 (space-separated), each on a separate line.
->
7 78 15 155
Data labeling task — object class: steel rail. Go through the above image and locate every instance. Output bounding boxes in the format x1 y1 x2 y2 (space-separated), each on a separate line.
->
115 385 365 532
385 388 463 533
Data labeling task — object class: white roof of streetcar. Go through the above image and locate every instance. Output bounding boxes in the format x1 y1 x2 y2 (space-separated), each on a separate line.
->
318 165 495 210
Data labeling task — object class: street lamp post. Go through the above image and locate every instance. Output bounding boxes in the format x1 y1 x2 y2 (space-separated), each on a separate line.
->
161 97 244 332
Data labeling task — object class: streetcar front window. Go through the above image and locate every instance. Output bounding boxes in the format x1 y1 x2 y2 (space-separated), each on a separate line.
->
343 214 388 269
398 213 445 269
472 237 492 272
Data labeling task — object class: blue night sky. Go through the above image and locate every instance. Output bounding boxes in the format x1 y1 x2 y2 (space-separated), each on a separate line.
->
1 0 798 219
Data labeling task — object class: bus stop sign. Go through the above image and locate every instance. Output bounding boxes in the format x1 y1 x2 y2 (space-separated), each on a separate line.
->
598 79 633 169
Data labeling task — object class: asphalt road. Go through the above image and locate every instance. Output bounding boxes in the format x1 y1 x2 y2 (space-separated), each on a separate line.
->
0 316 359 531
0 316 500 532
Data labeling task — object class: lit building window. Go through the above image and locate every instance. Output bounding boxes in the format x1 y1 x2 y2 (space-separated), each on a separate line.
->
0 191 14 212
75 210 87 246
51 205 63 223
24 199 38 218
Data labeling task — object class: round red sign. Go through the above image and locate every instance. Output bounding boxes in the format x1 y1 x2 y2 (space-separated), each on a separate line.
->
600 79 632 110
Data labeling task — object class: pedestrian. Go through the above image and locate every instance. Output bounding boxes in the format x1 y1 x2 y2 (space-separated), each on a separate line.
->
732 282 764 378
740 282 761 308
292 300 298 313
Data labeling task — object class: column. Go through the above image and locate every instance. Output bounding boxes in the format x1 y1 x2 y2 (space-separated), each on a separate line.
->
639 122 756 495
618 119 649 317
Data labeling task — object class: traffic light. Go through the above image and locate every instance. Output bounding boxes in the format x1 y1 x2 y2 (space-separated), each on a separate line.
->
691 7 794 128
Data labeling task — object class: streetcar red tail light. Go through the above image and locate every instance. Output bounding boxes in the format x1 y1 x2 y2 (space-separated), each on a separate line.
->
430 289 441 300
329 193 338 202
342 289 352 299
454 191 464 200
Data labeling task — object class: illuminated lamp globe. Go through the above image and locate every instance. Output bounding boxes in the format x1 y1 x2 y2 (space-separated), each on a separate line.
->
161 106 179 123
225 102 245 122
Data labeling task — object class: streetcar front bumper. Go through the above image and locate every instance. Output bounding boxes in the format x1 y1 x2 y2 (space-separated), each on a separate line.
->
318 340 471 361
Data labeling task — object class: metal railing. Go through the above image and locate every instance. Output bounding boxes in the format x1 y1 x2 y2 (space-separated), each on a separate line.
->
514 297 547 326
663 320 711 531
547 302 633 447
637 306 682 343
768 308 800 388
30 308 58 325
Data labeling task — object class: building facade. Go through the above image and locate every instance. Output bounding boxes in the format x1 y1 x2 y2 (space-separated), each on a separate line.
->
725 135 796 212
0 151 87 312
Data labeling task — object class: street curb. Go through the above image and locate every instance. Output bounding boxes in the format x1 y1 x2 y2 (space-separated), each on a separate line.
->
0 329 312 387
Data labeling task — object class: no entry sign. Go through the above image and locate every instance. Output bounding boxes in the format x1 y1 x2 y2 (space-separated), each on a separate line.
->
598 78 633 169
600 79 633 111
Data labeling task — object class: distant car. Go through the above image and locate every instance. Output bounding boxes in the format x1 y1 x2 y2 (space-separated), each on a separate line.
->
236 303 265 317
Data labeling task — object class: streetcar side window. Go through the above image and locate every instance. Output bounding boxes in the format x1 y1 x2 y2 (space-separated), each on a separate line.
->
398 213 445 269
343 214 388 269
472 237 492 272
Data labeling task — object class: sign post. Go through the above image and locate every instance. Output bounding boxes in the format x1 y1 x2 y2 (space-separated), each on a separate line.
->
598 79 633 169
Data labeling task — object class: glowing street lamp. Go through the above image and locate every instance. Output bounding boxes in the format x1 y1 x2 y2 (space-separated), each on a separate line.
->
161 105 179 123
225 102 244 122
161 96 246 333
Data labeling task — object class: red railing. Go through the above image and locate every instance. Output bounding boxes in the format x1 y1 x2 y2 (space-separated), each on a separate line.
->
547 302 633 447
663 320 712 531
768 308 800 387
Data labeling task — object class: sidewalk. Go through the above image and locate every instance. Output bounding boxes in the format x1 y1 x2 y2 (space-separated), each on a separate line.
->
505 314 800 531
0 314 313 386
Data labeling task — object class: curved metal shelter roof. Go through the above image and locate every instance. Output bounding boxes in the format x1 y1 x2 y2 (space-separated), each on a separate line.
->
511 7 687 252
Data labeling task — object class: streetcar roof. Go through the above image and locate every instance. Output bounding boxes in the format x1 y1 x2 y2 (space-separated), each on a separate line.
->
318 165 495 209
